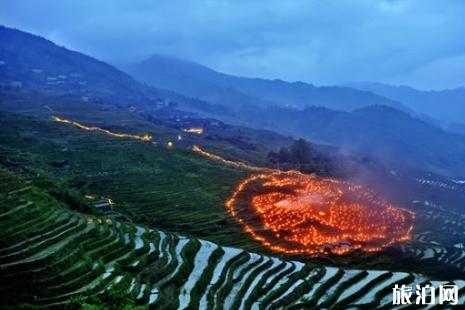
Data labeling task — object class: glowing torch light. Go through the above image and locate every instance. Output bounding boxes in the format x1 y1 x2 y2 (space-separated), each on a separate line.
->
52 116 152 142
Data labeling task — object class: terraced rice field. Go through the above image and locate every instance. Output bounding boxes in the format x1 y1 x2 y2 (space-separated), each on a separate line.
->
1 168 464 309
0 112 258 249
394 200 465 279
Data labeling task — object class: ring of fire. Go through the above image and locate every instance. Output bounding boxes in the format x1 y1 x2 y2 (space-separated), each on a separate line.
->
226 172 415 255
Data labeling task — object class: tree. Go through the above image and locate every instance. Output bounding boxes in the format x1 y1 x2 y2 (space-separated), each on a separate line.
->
278 147 291 163
290 138 312 165
267 151 279 164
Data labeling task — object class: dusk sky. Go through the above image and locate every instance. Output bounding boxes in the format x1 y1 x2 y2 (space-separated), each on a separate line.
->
1 0 464 90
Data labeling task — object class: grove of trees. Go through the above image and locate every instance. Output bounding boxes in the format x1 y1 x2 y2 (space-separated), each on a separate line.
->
267 138 331 174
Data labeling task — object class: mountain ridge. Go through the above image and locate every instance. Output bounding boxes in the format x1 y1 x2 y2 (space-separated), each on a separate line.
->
346 81 465 127
126 53 410 112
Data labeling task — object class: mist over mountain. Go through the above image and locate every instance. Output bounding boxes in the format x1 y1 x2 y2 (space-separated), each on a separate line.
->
126 54 409 112
346 82 465 128
210 104 465 177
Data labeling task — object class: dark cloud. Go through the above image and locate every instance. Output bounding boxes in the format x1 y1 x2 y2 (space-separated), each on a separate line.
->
1 0 464 89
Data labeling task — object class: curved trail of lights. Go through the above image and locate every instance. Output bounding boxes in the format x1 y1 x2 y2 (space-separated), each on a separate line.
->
192 145 273 172
52 116 152 142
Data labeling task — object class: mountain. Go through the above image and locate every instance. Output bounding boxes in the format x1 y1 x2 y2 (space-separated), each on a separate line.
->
346 82 465 127
124 54 273 109
2 26 465 177
124 55 465 177
0 25 160 105
295 105 465 177
126 54 409 112
196 103 465 177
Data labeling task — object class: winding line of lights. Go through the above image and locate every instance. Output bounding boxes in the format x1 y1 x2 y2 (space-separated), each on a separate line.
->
52 116 152 142
192 145 275 172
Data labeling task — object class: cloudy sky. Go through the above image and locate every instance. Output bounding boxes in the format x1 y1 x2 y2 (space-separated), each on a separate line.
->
1 0 464 90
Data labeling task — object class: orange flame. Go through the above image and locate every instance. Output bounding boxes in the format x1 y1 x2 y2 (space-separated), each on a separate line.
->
226 171 415 255
52 116 152 142
192 145 273 172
